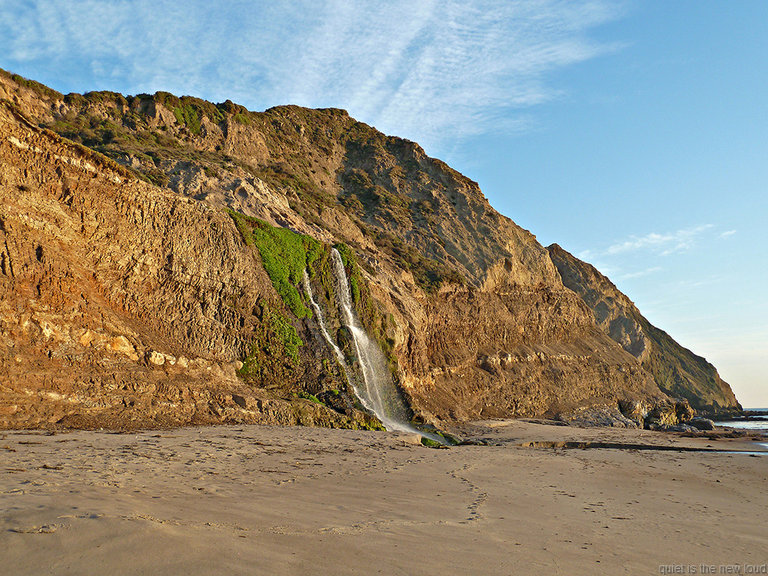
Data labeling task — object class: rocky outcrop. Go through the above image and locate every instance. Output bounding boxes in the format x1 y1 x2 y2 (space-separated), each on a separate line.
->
0 69 739 430
548 244 741 416
399 285 664 422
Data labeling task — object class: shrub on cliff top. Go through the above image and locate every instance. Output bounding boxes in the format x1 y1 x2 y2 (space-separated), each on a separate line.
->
1 70 62 99
172 103 201 135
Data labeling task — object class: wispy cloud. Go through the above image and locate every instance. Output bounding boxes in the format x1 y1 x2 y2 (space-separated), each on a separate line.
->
0 0 626 154
619 266 662 280
577 224 720 262
719 229 737 239
576 224 726 286
604 224 715 257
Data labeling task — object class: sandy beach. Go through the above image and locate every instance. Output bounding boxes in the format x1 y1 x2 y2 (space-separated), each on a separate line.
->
1 421 766 575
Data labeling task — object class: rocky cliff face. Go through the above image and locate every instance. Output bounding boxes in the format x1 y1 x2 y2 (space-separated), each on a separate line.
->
0 70 736 430
0 92 379 430
547 244 740 415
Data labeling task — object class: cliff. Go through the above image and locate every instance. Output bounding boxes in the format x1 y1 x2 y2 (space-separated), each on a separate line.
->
548 244 741 415
0 69 737 430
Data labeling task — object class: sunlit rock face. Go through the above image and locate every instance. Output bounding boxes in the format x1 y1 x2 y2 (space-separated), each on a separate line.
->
548 243 740 416
0 70 736 430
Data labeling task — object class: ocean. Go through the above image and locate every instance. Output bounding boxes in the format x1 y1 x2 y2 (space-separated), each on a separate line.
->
716 408 768 432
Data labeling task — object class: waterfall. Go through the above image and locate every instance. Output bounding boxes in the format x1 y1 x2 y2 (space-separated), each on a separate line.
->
302 249 445 442
299 249 414 434
329 249 417 433
302 270 356 399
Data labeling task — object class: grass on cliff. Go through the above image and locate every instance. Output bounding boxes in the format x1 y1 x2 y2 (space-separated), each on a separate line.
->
154 92 226 134
238 304 303 384
339 167 465 294
228 210 322 319
34 82 465 298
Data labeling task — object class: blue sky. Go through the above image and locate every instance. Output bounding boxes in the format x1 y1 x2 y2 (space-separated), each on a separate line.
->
2 0 765 406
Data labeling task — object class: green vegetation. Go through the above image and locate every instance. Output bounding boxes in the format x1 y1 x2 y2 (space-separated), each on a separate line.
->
341 168 412 225
338 162 465 294
228 210 323 319
358 419 386 432
1 69 62 99
366 228 465 294
298 391 323 404
420 436 445 448
16 78 480 426
172 103 201 134
233 112 251 125
238 304 303 383
154 92 226 127
36 83 461 300
255 163 316 199
45 96 228 188
41 89 247 190
424 429 460 446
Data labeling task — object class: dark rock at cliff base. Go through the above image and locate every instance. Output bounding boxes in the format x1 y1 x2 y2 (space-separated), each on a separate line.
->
643 399 696 430
690 417 717 431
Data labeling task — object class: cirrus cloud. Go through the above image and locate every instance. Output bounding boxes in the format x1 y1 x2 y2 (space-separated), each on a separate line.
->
0 0 627 154
605 224 715 257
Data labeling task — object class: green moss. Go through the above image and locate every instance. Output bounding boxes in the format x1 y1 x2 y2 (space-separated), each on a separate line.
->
359 420 386 431
238 304 303 383
420 437 444 448
233 112 251 125
422 429 460 446
228 211 323 319
441 432 460 445
298 391 323 404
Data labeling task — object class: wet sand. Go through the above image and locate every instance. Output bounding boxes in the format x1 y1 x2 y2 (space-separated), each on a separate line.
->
1 421 766 575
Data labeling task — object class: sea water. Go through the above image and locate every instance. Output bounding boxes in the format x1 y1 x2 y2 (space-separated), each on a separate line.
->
715 409 768 454
716 409 768 432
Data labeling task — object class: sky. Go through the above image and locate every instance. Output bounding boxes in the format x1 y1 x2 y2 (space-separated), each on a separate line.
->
1 0 765 407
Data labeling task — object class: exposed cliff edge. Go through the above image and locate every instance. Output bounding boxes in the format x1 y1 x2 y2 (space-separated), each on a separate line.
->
0 70 738 430
547 244 740 416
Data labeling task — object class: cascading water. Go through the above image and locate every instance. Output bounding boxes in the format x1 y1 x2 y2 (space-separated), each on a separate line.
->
302 270 356 397
302 249 419 434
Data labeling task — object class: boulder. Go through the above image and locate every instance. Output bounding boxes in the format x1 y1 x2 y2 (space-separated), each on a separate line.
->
690 417 716 431
558 406 639 429
619 399 650 427
146 350 166 366
645 401 679 428
675 399 695 422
